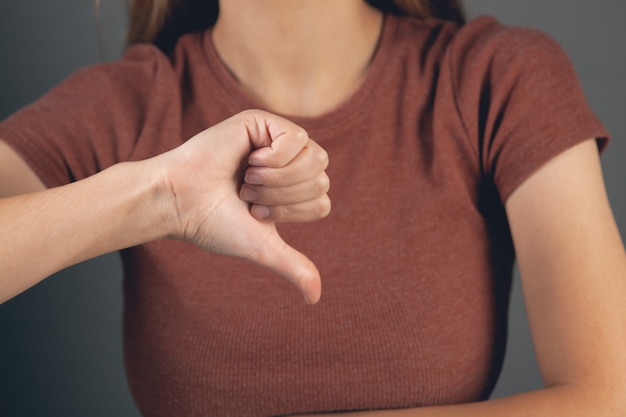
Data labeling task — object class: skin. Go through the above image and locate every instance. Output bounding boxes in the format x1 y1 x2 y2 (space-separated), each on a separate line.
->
0 111 329 304
1 0 625 415
211 0 384 116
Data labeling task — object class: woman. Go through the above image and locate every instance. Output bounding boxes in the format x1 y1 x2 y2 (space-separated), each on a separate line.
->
1 0 625 416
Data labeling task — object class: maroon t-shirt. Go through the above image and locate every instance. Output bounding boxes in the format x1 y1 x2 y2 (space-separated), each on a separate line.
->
0 14 608 417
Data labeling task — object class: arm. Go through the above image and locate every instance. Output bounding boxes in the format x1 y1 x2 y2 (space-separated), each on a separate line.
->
296 139 626 416
0 110 330 304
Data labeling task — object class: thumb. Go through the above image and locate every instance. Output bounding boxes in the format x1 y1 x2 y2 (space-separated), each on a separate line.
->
250 232 322 304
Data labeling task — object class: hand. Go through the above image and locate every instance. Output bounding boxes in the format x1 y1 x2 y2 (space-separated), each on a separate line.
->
164 110 328 304
240 132 330 222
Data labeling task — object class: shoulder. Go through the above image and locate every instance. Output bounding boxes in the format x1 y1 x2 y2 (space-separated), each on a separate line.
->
392 13 570 72
387 13 574 90
61 43 175 102
57 29 208 104
444 16 575 92
36 30 215 125
438 17 607 202
449 15 556 53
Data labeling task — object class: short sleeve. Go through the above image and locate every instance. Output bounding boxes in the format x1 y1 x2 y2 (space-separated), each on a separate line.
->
0 44 177 188
447 16 609 202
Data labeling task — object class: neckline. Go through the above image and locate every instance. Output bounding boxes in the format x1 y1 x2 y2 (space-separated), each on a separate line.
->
200 13 400 133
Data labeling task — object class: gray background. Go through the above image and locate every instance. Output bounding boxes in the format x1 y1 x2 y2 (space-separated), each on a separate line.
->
0 1 624 415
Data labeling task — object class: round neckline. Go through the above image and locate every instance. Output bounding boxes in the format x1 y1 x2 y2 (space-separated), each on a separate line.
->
200 13 400 134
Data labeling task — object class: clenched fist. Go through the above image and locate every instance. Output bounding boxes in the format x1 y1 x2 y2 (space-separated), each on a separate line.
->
163 110 330 304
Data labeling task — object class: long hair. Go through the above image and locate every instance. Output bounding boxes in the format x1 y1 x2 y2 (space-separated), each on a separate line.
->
127 0 465 53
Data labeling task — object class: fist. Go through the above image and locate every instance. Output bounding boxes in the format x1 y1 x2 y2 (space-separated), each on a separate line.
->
164 110 330 303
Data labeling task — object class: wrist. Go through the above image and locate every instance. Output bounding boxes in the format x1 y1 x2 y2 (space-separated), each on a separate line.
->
145 149 199 242
115 156 181 243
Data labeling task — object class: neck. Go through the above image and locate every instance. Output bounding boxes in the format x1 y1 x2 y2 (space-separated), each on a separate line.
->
212 0 384 117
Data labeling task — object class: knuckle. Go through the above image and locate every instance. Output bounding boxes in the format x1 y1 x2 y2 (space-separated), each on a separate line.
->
316 148 330 170
315 173 331 194
294 128 309 144
317 196 332 218
238 109 258 125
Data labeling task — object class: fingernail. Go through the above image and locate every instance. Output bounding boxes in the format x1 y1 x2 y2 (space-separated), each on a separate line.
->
240 187 258 201
251 204 270 219
245 174 263 185
248 156 264 167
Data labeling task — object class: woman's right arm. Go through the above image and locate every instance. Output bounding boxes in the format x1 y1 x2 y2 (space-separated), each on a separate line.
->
0 110 328 305
0 139 176 303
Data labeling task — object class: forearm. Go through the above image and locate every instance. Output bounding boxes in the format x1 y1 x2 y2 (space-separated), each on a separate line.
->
0 157 175 303
307 384 620 417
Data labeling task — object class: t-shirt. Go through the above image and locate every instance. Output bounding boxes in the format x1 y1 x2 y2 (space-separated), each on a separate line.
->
0 13 608 417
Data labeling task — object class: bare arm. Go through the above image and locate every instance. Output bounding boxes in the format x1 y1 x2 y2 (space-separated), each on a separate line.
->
0 153 173 303
297 140 626 416
0 110 330 304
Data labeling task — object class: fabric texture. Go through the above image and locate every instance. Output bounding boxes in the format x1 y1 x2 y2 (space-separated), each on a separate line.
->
0 14 608 417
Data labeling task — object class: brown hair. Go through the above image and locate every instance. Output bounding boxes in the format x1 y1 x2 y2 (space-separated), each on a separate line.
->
127 0 465 53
